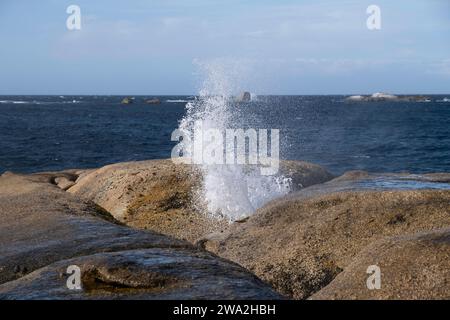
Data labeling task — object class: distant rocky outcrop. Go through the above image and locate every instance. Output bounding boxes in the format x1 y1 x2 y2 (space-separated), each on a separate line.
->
236 91 252 102
0 171 281 299
145 98 161 104
121 97 134 105
345 93 431 102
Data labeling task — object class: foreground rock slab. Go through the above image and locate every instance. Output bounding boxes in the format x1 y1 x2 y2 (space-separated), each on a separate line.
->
311 228 450 300
201 172 450 299
0 171 281 299
0 248 281 300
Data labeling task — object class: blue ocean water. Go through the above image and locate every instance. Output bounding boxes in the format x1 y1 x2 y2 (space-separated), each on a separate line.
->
0 95 449 175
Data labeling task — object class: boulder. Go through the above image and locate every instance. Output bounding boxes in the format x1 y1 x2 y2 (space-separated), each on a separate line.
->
0 171 281 299
279 160 334 191
68 160 214 243
200 173 450 299
68 159 334 242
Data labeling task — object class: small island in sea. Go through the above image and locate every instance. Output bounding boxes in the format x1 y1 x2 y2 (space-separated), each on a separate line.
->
346 92 432 102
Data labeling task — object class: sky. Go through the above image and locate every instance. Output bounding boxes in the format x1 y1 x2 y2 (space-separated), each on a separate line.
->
0 0 449 95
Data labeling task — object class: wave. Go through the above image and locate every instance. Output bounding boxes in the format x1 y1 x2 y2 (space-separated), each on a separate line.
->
63 100 82 104
0 100 82 105
0 100 29 104
350 155 371 159
165 99 190 103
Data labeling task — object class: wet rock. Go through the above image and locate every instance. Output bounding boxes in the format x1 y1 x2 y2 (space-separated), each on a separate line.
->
0 249 281 300
279 160 334 191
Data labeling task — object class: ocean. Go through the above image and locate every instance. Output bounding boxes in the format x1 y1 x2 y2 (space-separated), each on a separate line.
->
1 95 449 175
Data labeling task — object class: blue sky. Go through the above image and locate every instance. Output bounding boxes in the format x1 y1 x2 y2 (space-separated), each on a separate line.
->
0 0 449 95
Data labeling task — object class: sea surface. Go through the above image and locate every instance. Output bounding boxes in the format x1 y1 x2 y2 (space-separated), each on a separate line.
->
1 95 449 175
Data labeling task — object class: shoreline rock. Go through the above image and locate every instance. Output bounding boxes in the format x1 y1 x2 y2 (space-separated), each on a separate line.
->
311 228 450 299
67 159 334 243
2 159 449 300
200 174 450 299
0 171 282 299
0 248 282 300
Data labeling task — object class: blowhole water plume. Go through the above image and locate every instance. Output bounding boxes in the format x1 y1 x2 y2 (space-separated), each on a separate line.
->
179 60 291 221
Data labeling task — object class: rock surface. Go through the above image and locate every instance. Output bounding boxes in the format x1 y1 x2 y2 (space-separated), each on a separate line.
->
200 173 450 299
0 171 281 299
145 98 161 104
3 159 448 300
68 159 334 242
68 160 212 243
54 176 76 191
311 228 450 300
0 248 281 300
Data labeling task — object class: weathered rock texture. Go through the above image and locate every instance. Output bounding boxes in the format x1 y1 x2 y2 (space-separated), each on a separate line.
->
68 160 209 243
201 173 450 299
3 159 448 300
68 159 333 242
0 171 281 299
311 228 450 300
0 248 282 300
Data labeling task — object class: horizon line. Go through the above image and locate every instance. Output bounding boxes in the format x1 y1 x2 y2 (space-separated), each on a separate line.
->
1 93 450 96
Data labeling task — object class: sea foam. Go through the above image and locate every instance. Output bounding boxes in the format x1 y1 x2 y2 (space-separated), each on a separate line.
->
178 60 291 221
